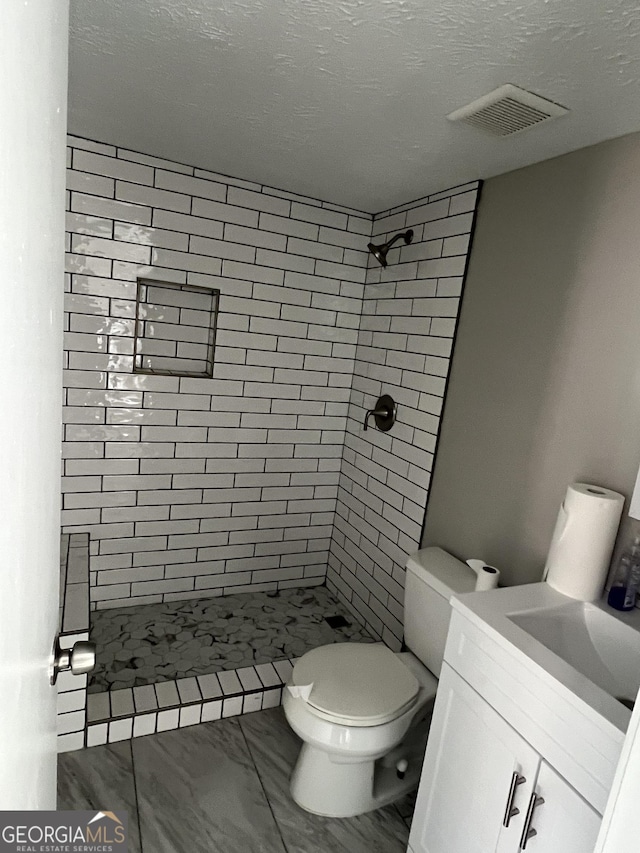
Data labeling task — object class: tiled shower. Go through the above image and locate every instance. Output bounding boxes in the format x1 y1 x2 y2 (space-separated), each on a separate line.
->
60 134 479 748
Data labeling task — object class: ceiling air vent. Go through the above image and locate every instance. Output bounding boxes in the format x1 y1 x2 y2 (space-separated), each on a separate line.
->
447 84 569 137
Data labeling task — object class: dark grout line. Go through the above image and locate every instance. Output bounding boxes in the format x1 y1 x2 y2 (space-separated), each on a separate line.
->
237 715 291 853
128 738 145 853
392 800 411 831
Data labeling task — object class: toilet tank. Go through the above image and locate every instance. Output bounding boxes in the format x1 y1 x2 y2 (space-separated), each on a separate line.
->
404 547 476 678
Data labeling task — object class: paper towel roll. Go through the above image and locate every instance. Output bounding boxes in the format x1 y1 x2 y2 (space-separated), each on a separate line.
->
544 482 624 601
466 559 501 591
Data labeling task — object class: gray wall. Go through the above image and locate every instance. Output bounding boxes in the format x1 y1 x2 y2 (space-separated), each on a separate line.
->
422 132 640 586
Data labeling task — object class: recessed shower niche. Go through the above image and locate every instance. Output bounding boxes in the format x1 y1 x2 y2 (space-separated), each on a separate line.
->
133 278 219 378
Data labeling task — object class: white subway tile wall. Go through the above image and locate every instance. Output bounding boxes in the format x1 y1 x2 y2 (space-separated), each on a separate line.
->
57 534 90 753
63 135 480 638
326 184 481 649
63 136 371 608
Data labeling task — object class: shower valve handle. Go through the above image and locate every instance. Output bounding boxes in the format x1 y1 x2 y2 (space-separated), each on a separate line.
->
364 404 390 427
363 394 397 432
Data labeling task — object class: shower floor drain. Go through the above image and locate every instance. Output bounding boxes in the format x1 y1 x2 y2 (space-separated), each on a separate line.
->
325 614 351 629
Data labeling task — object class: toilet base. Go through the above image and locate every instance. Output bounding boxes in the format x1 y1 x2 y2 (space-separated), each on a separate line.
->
291 743 375 817
290 740 424 818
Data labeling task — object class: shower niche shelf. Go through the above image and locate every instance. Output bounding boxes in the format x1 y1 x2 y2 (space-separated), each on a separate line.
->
133 278 219 379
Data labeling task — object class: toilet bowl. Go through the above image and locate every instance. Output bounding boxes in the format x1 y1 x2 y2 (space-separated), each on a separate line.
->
282 547 477 818
283 643 437 817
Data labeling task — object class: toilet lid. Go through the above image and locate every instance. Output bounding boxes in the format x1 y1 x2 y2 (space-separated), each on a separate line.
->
290 643 420 726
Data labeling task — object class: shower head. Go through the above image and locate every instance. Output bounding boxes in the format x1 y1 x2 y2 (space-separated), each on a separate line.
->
367 229 414 268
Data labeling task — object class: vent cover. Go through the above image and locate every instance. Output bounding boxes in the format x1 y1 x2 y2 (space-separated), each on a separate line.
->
447 84 569 137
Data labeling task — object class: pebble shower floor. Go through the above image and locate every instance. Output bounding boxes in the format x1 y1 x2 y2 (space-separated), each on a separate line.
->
89 586 371 693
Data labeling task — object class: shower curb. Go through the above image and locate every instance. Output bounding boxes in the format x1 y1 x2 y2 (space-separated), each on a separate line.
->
84 659 295 748
58 534 298 751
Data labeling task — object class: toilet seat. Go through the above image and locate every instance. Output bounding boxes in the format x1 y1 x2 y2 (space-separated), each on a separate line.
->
289 643 420 727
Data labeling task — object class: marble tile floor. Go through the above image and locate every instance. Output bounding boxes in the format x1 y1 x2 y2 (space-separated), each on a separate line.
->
89 586 371 693
58 707 413 853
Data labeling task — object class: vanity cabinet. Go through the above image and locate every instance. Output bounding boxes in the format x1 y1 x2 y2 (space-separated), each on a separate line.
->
408 664 601 853
531 761 601 853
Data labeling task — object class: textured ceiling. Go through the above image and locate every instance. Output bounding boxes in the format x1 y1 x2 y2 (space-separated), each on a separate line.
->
68 0 640 212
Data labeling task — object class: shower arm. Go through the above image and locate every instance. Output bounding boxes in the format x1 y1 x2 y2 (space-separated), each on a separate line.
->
382 233 406 251
367 229 413 268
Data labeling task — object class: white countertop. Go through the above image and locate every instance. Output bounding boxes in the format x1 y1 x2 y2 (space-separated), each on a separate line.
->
451 583 640 736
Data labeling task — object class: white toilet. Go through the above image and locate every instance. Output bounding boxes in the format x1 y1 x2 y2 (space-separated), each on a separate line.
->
282 547 476 818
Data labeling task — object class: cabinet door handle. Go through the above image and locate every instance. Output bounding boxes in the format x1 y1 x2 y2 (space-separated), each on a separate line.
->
519 792 545 849
502 772 526 827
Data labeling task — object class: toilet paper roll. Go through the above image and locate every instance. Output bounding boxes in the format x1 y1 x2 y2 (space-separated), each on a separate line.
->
466 559 501 591
543 482 624 602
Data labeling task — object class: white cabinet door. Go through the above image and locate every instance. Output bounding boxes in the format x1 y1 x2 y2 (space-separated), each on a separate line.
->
523 761 601 853
409 664 540 853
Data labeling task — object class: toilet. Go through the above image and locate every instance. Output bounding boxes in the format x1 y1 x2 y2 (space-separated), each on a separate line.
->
282 547 477 818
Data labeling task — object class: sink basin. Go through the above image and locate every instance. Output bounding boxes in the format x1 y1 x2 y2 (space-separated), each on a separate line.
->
451 583 640 812
453 581 640 739
509 601 640 707
449 582 638 813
